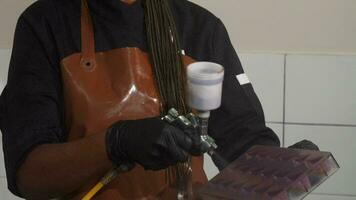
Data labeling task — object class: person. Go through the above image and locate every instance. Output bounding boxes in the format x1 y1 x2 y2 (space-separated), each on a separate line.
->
0 0 281 199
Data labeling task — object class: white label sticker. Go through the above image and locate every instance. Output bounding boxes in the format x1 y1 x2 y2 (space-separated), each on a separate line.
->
236 73 250 85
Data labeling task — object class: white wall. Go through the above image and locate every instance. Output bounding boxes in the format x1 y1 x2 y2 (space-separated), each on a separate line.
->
1 0 356 53
191 0 356 54
0 0 355 199
0 0 34 49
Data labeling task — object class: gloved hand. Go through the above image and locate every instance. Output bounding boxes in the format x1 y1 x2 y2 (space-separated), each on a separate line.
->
288 140 320 151
184 127 205 156
169 120 206 156
106 117 196 170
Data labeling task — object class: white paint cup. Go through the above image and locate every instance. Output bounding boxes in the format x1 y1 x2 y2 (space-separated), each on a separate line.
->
187 62 224 114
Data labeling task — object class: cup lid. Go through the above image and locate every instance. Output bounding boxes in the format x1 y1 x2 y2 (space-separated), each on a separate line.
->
187 62 224 82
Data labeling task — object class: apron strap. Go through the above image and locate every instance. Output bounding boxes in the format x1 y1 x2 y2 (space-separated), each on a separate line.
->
80 0 96 70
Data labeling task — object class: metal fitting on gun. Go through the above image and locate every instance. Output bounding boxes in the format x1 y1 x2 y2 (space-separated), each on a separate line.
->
162 108 218 154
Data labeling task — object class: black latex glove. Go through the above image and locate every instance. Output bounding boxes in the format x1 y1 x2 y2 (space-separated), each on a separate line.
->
185 127 206 156
170 120 205 156
106 117 195 170
288 140 320 151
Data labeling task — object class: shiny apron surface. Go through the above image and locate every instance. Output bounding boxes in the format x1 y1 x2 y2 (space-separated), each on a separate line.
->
60 1 207 199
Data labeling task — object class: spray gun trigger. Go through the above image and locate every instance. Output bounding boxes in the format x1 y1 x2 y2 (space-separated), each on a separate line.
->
162 115 176 124
168 108 179 118
186 113 199 128
178 116 192 127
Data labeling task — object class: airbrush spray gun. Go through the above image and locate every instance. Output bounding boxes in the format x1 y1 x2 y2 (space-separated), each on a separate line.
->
161 62 227 200
163 61 226 157
186 62 228 169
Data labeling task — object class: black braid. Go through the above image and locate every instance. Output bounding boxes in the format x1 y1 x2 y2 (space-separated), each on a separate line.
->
143 0 188 115
143 0 192 189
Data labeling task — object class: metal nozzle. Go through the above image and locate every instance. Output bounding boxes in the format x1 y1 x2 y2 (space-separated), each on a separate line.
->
201 135 218 152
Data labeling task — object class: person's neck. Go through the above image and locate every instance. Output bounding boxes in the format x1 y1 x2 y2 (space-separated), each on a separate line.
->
121 0 136 4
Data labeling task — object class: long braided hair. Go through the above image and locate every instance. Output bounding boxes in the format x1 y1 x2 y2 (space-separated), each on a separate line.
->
143 0 188 115
143 0 192 188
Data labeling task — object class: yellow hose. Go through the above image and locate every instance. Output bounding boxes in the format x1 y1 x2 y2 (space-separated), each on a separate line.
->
81 182 104 200
81 168 119 200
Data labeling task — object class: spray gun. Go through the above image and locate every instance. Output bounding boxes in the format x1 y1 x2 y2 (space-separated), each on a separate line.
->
161 61 226 158
161 62 227 200
186 62 228 169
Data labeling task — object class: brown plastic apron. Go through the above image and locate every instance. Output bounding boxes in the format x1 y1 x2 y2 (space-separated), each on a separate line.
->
59 0 207 199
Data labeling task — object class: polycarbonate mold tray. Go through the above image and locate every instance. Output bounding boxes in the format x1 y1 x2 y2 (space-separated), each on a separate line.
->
198 145 339 200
